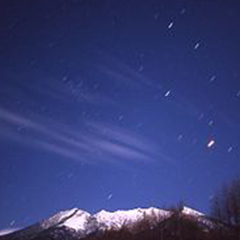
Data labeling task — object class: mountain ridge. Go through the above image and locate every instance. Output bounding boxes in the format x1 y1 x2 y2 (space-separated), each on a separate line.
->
1 206 233 240
0 206 204 238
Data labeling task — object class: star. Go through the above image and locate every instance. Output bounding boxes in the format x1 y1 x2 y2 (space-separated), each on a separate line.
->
168 22 174 29
236 90 240 97
194 42 201 50
208 120 214 126
228 146 233 153
107 194 113 200
209 76 216 83
207 140 215 148
164 90 171 97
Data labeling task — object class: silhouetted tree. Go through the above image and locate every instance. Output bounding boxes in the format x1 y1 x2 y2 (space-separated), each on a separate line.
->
210 177 240 227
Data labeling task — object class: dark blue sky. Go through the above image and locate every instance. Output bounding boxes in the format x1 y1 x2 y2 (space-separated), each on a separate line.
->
0 0 240 231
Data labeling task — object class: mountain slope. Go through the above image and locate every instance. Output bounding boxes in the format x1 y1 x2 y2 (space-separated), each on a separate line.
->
0 206 235 240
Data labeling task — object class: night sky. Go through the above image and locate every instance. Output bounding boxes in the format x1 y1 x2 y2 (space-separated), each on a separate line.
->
0 0 240 232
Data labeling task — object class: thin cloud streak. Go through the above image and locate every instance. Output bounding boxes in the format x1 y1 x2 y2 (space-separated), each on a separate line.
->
89 139 152 163
0 107 174 165
97 66 141 88
9 78 116 107
86 122 175 164
0 108 38 128
35 141 92 164
96 53 156 89
87 122 160 155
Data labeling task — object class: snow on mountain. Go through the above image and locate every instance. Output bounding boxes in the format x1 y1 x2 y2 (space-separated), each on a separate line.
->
94 207 170 230
0 206 208 240
41 208 81 229
0 228 19 237
59 210 91 231
182 206 204 217
181 207 218 230
40 206 204 232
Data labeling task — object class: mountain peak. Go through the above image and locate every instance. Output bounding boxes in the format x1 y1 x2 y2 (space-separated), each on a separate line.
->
40 208 89 229
58 209 90 232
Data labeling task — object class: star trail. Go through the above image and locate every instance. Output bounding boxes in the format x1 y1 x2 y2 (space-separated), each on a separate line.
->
0 0 240 232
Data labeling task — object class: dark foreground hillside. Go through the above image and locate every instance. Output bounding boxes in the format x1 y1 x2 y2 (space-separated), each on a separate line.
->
83 213 240 240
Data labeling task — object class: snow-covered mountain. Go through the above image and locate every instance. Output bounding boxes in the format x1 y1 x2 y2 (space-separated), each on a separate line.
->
55 209 91 232
0 206 222 240
94 207 170 230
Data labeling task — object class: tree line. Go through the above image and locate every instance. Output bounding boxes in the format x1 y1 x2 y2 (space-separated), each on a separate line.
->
210 177 240 227
83 177 240 240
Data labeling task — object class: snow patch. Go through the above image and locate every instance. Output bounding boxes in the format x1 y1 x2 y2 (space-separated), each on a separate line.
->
0 228 19 236
182 206 204 217
94 207 170 230
61 210 91 231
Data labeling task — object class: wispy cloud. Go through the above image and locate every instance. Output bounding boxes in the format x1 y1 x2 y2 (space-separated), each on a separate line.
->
5 77 116 108
0 108 38 128
169 94 202 119
96 53 157 89
97 66 140 88
92 140 151 163
0 107 93 162
87 122 160 156
85 122 175 164
0 107 173 166
95 53 203 121
35 141 92 164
